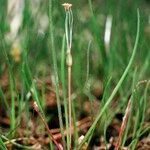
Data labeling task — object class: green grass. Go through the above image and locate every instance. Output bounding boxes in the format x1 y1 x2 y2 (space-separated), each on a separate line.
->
0 0 150 149
0 136 7 150
78 9 140 148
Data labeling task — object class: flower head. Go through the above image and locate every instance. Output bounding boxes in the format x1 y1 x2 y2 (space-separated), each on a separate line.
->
62 3 72 11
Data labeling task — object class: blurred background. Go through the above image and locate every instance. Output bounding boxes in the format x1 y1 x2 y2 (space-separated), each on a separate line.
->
0 0 150 83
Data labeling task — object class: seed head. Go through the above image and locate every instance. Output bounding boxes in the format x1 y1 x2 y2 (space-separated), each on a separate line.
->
62 3 72 11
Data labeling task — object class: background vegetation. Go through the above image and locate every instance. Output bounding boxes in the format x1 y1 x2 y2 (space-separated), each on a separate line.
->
0 0 150 149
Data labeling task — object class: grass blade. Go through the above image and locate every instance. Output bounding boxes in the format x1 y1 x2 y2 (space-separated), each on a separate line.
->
49 0 65 148
0 136 7 150
78 9 140 149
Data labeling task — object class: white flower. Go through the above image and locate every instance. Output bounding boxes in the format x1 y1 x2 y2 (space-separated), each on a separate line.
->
62 3 72 11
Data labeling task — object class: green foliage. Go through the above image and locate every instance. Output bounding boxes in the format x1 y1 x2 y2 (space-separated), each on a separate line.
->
0 0 150 149
0 136 7 150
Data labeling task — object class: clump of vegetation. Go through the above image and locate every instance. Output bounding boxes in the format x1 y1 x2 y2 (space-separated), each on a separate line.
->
0 0 150 149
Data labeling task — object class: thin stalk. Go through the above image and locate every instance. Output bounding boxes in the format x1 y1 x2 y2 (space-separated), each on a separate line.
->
9 73 15 134
68 66 72 145
33 102 62 150
61 35 70 149
121 69 138 147
86 40 91 83
115 98 131 150
49 0 65 148
62 4 73 149
31 80 44 116
72 101 78 149
78 9 140 149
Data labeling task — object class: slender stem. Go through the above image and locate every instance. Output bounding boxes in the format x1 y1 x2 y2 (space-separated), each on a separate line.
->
63 5 73 149
49 0 65 148
115 98 131 150
33 102 62 150
61 35 70 149
66 51 73 149
86 40 91 83
68 66 72 147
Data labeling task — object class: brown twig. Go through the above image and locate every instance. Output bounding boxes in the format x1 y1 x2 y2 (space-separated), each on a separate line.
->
115 98 131 150
33 102 63 150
